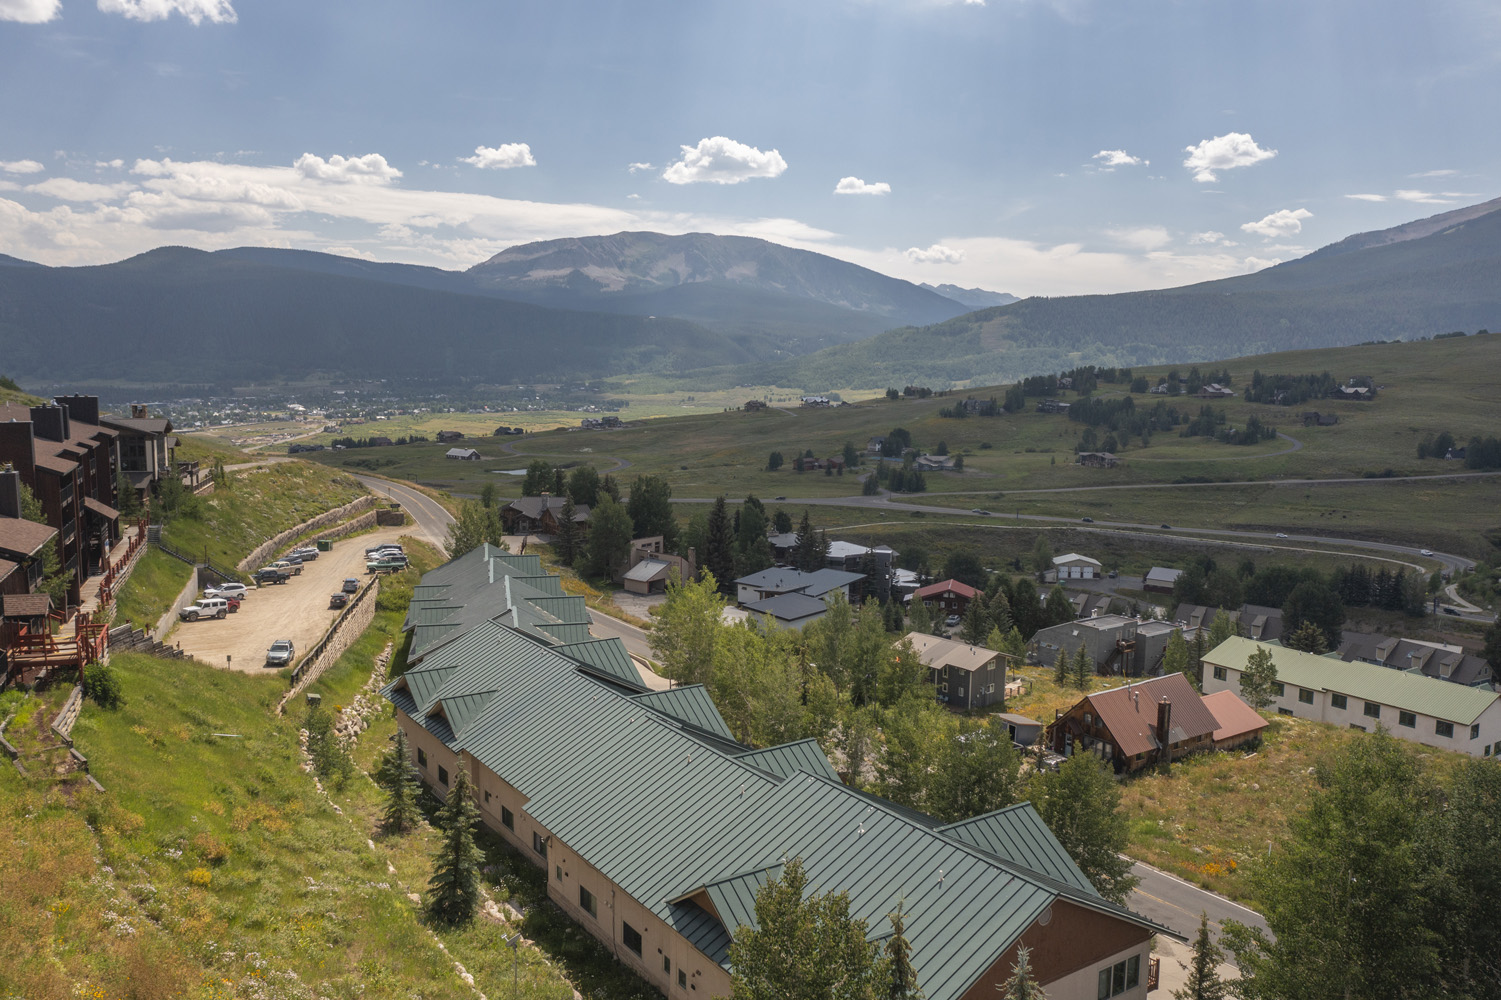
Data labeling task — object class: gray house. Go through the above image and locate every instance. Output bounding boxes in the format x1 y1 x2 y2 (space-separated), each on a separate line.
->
1030 614 1197 678
902 632 1011 710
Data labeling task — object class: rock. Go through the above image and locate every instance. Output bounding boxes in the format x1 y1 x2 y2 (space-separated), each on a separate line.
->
407 893 421 904
1250 782 1260 791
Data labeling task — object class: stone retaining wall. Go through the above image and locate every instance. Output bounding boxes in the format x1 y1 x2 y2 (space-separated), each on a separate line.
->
238 495 377 572
278 577 380 713
50 685 83 746
292 510 378 555
154 566 201 643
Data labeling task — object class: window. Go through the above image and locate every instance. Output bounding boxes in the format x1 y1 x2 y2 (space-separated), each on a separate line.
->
533 832 547 858
1331 693 1348 710
678 969 687 990
580 886 597 918
623 923 643 957
663 956 671 974
1298 688 1314 705
1349 724 1367 732
1399 711 1417 728
1271 682 1285 698
417 748 427 768
1212 666 1226 681
1472 724 1481 740
501 806 514 830
1097 957 1136 998
1364 702 1381 719
555 864 563 882
1084 713 1093 726
1277 708 1293 716
483 790 491 803
1436 720 1454 739
1486 744 1493 757
438 766 449 786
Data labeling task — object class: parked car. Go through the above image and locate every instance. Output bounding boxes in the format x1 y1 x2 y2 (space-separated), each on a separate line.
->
1082 517 1094 523
1107 570 1118 579
179 598 230 621
329 592 349 610
255 567 291 585
1441 606 1461 616
945 614 962 627
291 546 319 561
204 582 248 601
366 544 404 557
224 597 241 613
284 555 305 571
342 577 360 594
265 639 295 667
269 559 302 577
367 556 407 573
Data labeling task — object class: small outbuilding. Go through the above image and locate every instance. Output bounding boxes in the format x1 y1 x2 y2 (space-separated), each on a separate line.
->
445 447 482 461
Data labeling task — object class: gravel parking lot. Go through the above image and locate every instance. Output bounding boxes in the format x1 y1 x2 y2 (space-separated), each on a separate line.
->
172 526 409 673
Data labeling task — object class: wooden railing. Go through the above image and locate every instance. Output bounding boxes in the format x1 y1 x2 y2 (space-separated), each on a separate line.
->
1148 956 1160 992
95 517 150 611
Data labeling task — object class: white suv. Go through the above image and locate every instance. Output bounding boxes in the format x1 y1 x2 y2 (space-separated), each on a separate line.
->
205 583 248 601
180 597 231 621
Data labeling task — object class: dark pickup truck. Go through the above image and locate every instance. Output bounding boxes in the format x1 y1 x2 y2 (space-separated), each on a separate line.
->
255 567 292 585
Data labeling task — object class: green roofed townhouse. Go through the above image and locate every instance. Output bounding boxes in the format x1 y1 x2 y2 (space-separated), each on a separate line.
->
383 545 1176 1000
1202 636 1501 758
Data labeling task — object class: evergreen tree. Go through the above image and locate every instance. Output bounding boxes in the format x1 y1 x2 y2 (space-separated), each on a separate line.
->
884 900 925 1000
115 470 143 521
996 945 1047 1000
376 729 423 833
729 857 887 1000
583 493 634 580
988 588 1013 634
735 495 773 576
478 481 498 509
427 767 483 926
1053 646 1069 686
795 509 817 571
1031 754 1139 904
1043 585 1074 627
551 466 567 496
554 495 580 566
519 458 552 496
1283 620 1328 654
1207 609 1238 647
599 473 621 502
704 497 738 594
960 599 990 645
772 508 793 533
1239 645 1279 711
626 474 678 549
566 465 601 507
1071 643 1092 689
1174 912 1229 1000
1161 629 1192 686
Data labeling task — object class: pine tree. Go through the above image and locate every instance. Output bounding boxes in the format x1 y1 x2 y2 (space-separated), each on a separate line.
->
960 599 990 645
1239 644 1279 710
795 509 817 571
996 945 1047 999
1053 646 1069 686
1284 620 1328 654
703 497 738 593
885 899 924 1000
1174 912 1229 1000
376 729 423 833
555 495 580 566
427 767 483 926
1072 643 1092 689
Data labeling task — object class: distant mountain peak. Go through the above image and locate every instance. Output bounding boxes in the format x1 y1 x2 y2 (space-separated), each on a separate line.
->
1307 194 1501 260
920 282 1019 310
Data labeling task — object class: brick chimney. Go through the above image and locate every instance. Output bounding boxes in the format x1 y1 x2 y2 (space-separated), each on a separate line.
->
29 404 66 443
54 394 100 426
0 465 21 520
131 403 150 419
1156 696 1173 753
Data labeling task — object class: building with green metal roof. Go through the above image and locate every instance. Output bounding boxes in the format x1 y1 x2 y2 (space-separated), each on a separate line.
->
1203 636 1501 758
383 545 1172 1000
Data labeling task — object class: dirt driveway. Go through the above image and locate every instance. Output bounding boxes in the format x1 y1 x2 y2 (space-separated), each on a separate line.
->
172 526 409 674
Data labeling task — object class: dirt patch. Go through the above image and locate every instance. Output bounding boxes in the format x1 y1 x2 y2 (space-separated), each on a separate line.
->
172 526 409 673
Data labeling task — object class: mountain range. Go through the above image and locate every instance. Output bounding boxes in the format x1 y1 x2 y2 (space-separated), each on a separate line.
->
0 198 1496 391
0 234 984 386
735 196 1501 391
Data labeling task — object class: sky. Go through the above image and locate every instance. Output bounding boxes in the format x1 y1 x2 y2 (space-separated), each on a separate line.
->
1 0 1498 296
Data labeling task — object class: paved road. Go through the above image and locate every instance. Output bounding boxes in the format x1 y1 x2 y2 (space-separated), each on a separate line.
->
352 474 455 549
586 606 654 661
917 468 1501 497
1128 860 1270 949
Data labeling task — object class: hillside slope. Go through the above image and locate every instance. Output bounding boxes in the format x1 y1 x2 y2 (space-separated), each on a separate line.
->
746 198 1501 390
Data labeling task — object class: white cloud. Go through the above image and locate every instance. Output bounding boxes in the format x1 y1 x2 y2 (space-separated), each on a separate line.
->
460 143 536 170
1188 230 1237 247
1345 193 1387 202
662 136 787 185
1410 169 1457 178
95 159 126 170
1182 132 1277 183
0 159 45 174
1240 207 1312 239
1394 189 1453 204
27 178 132 202
1106 226 1171 251
905 243 965 265
96 0 237 23
0 0 59 21
292 153 402 185
1092 149 1147 168
1242 256 1284 272
627 162 653 173
834 176 891 196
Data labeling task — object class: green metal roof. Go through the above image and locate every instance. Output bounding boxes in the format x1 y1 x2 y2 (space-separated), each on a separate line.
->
937 804 1097 896
525 595 591 623
550 637 646 692
628 685 738 742
534 622 594 644
1205 636 1500 725
734 739 840 782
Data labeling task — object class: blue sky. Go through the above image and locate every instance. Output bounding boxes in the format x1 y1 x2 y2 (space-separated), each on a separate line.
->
1 0 1497 295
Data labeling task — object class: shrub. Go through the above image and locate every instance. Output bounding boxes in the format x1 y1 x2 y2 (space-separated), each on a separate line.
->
84 661 122 709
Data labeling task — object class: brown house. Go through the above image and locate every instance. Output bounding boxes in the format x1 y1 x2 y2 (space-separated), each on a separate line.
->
912 578 979 617
0 399 120 604
1045 673 1220 773
436 430 465 443
0 470 58 600
501 496 591 537
1077 452 1119 468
